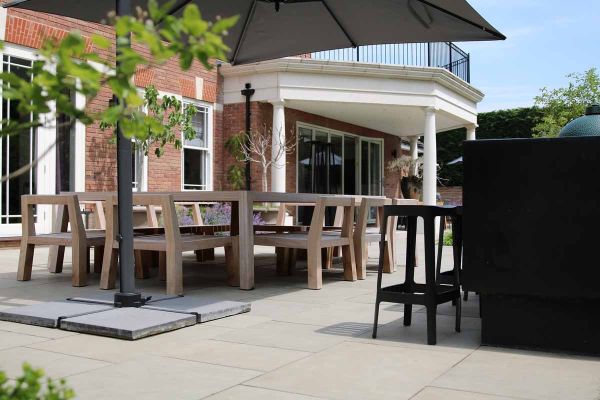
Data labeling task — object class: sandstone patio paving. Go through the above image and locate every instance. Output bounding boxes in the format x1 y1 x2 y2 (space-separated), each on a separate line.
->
432 347 600 400
0 239 597 400
0 347 110 379
66 355 260 400
246 341 466 400
411 387 520 400
205 385 325 400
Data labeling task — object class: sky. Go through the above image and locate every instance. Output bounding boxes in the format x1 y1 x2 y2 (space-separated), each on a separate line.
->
456 0 600 112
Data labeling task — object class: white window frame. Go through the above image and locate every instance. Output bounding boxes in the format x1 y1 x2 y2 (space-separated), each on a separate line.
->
181 98 213 191
130 89 149 192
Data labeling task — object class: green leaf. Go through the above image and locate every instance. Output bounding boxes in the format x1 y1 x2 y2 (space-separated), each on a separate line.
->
182 4 208 36
90 34 111 49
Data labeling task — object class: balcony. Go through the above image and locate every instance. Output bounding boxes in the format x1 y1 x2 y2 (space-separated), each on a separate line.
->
311 42 470 83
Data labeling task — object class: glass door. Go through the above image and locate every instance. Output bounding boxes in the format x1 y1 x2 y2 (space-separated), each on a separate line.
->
360 139 383 196
0 55 37 233
297 126 358 225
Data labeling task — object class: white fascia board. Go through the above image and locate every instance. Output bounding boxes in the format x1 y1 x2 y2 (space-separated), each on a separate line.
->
221 58 484 103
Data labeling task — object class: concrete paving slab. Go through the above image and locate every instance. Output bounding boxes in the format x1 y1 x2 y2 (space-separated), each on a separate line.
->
67 354 260 400
60 307 196 340
143 296 251 323
0 347 110 380
0 301 113 328
247 341 465 400
205 385 325 400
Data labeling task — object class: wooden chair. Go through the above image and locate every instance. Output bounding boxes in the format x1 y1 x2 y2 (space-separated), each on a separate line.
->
354 198 418 279
254 196 356 290
47 199 107 277
145 201 216 263
18 194 105 287
100 193 239 295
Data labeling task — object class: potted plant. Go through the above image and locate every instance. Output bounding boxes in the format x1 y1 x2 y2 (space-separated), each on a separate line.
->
387 155 423 200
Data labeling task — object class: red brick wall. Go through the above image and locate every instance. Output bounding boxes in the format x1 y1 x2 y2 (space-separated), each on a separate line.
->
220 101 405 197
438 186 463 205
4 8 220 193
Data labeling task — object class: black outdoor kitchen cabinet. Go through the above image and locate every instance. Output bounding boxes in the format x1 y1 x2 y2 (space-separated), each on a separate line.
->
462 136 600 355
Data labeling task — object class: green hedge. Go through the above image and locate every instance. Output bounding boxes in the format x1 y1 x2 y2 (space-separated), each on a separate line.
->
438 107 543 186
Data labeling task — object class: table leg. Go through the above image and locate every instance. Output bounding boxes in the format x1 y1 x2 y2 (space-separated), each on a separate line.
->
237 191 255 290
48 204 68 273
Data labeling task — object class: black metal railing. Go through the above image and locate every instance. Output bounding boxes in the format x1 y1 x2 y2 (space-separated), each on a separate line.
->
311 42 470 83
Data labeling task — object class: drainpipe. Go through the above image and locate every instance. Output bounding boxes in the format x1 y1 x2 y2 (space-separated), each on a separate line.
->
241 83 255 190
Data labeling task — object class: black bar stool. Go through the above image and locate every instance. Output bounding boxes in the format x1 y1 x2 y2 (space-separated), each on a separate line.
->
372 205 463 345
436 216 468 301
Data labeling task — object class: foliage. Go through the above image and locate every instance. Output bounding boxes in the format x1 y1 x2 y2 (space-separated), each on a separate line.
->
443 230 453 246
0 363 74 399
224 133 247 189
533 68 600 138
132 85 197 158
387 155 423 180
202 203 264 226
226 165 246 190
0 0 238 166
235 125 295 192
437 107 543 186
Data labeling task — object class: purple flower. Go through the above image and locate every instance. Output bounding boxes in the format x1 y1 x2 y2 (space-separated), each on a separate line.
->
203 203 266 226
253 212 265 225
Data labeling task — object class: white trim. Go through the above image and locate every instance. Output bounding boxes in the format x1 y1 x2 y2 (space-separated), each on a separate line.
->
195 77 204 100
74 91 86 192
0 7 7 42
220 58 484 102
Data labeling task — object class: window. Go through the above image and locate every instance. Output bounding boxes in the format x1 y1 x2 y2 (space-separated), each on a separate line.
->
1 55 36 224
131 141 146 191
182 103 211 190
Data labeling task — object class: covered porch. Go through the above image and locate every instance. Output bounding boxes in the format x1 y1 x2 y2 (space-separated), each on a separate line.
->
220 57 482 204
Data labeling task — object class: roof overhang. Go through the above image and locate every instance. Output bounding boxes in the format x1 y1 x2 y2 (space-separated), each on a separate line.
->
220 57 482 137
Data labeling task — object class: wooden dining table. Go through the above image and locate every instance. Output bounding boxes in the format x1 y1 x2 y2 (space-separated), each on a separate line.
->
167 191 379 290
55 191 387 290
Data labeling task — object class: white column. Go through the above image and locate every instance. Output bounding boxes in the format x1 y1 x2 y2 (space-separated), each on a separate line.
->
422 107 437 205
271 100 286 192
409 136 419 160
408 136 419 176
466 124 477 141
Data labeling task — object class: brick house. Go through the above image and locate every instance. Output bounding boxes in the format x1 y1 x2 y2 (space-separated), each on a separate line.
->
0 7 482 235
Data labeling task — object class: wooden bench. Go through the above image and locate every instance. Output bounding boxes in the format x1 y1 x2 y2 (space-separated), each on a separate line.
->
100 193 239 295
254 196 356 290
18 194 105 287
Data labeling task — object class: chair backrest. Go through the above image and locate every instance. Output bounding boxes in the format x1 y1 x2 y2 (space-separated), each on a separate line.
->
308 196 355 241
79 200 107 229
21 194 85 241
105 193 181 251
354 197 391 239
145 201 205 228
